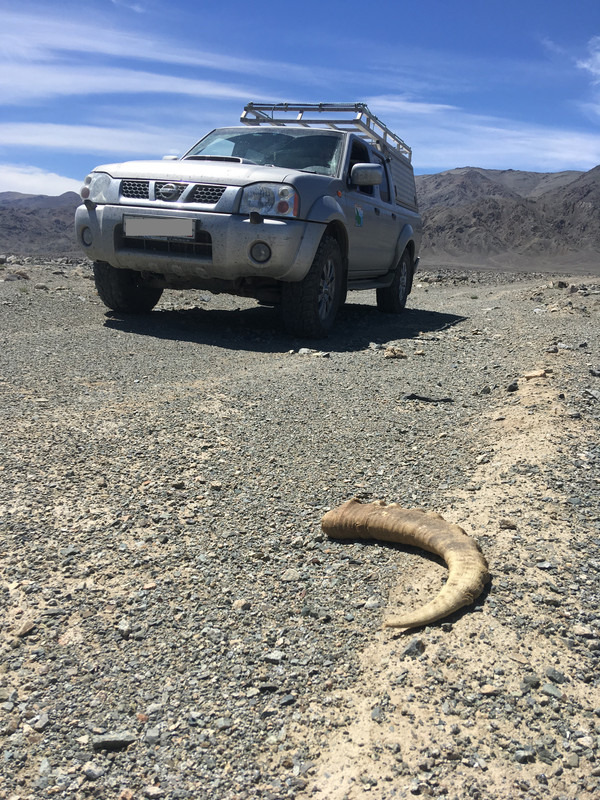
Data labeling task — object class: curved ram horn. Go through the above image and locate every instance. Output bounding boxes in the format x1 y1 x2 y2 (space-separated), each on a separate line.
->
321 498 489 630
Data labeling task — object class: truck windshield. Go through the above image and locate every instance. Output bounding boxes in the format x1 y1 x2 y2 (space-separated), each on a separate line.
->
185 128 343 176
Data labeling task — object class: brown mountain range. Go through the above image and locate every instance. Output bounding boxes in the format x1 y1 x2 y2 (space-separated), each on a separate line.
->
415 165 600 269
1 166 599 270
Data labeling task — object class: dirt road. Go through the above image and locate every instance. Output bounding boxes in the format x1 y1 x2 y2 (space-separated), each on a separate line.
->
1 260 599 799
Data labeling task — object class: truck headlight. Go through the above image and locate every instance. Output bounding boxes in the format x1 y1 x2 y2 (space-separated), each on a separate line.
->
240 183 299 218
80 172 114 204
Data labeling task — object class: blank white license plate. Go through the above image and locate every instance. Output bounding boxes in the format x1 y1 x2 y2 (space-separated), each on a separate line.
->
124 216 195 239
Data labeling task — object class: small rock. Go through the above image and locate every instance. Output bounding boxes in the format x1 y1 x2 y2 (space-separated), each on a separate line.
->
384 346 407 359
264 650 285 664
117 618 132 639
280 694 296 707
573 624 594 637
402 637 426 658
480 684 501 696
281 568 301 582
92 730 137 751
82 761 105 781
364 595 381 609
143 788 165 799
522 674 541 689
507 381 519 392
16 619 36 638
145 727 160 745
540 683 564 700
499 518 518 530
564 753 580 769
32 713 50 732
514 747 535 764
545 666 566 684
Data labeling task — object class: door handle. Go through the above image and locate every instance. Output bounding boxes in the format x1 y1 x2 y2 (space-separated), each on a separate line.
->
374 207 380 215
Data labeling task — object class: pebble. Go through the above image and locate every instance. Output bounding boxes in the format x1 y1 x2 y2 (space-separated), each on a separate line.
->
540 683 564 700
402 638 426 658
545 666 566 684
82 762 105 781
91 731 137 751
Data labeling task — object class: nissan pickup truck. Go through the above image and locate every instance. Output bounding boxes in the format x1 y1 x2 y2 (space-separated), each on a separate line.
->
75 102 422 337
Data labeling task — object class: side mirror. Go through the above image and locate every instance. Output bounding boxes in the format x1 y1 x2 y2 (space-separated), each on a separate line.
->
350 163 383 186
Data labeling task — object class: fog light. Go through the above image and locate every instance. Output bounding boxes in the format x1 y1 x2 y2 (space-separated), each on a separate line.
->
81 227 93 246
250 241 271 263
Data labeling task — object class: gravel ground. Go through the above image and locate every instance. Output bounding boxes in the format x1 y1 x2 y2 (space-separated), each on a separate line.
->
1 256 599 800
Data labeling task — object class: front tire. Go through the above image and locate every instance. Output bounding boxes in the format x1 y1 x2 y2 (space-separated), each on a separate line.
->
93 261 163 314
376 249 411 313
281 235 343 337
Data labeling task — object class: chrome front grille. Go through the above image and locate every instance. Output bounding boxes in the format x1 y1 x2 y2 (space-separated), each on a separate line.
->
190 185 226 204
120 180 227 205
122 180 150 199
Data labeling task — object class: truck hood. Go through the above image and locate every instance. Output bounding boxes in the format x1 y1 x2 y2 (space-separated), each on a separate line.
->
94 159 298 186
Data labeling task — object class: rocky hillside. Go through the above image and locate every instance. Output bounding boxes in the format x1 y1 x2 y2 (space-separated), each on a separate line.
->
0 191 81 256
1 166 599 269
415 166 600 268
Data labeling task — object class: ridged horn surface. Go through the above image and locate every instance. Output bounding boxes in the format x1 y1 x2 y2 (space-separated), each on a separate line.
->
321 498 489 630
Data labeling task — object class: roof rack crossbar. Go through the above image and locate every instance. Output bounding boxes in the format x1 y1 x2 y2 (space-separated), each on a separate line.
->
240 102 412 161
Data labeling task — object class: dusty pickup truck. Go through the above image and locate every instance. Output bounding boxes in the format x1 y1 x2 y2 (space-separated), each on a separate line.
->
75 102 422 337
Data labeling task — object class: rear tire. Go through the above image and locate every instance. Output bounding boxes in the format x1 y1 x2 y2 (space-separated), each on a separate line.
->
93 261 163 313
281 235 343 337
376 249 411 313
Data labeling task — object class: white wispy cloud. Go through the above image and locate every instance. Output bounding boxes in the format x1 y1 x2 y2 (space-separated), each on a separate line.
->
366 95 459 116
368 96 600 171
0 64 262 104
110 0 145 12
0 10 355 88
577 36 600 81
0 164 81 194
413 119 600 172
0 123 192 157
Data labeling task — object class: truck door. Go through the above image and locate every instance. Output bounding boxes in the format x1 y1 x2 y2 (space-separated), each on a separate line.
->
342 137 397 277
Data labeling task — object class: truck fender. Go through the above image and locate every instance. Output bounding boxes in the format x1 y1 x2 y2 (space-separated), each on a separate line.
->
393 224 416 264
305 194 346 225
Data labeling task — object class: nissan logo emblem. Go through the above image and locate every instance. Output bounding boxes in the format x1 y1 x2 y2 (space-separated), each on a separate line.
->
157 182 179 200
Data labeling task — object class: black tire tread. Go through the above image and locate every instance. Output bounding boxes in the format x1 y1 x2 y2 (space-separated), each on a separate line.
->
376 249 411 313
281 236 342 338
93 261 163 314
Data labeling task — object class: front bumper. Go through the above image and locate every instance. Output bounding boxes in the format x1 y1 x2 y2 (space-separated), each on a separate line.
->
75 204 325 283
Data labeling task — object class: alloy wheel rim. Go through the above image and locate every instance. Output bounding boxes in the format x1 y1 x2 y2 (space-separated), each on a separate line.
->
318 257 336 320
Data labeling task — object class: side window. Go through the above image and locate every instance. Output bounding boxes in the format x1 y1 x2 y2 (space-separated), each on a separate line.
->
347 139 373 195
372 153 391 203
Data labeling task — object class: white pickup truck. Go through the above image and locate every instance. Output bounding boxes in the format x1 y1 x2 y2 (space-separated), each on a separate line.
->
75 103 422 337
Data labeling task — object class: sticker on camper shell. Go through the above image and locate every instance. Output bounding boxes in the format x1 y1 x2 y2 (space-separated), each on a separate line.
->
354 206 364 227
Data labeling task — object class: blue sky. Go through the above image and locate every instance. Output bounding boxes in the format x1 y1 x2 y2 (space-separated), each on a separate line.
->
1 0 599 195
